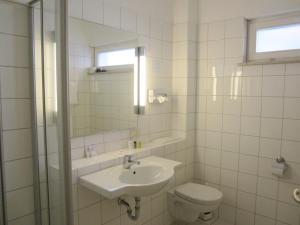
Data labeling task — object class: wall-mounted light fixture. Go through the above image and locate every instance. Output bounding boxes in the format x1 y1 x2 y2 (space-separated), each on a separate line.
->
134 47 146 115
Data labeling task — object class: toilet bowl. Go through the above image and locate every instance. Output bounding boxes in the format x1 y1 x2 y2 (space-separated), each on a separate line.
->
167 183 223 223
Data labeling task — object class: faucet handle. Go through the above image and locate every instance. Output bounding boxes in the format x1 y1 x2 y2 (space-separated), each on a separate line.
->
124 154 134 162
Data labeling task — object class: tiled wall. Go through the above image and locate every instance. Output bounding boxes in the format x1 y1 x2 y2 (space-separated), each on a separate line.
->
0 1 35 225
195 6 300 225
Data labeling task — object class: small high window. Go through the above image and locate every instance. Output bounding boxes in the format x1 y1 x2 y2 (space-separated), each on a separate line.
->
247 12 300 63
96 48 135 68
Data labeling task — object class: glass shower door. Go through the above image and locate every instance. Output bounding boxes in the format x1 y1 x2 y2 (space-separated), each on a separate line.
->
31 0 73 225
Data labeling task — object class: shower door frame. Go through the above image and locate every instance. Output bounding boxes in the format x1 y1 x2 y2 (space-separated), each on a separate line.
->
29 0 73 224
0 142 5 225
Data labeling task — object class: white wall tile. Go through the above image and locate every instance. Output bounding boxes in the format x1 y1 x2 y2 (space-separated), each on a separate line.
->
103 3 121 28
78 203 101 225
284 76 300 97
237 191 256 212
261 97 283 118
121 8 137 32
0 34 29 67
284 98 300 119
282 119 300 141
277 202 300 225
260 118 282 139
225 18 246 38
137 14 150 36
222 151 239 171
225 38 244 58
238 173 257 194
241 97 261 116
1 99 31 130
236 209 255 225
257 177 278 199
241 116 260 136
5 158 33 191
69 0 83 18
263 64 285 76
6 187 35 220
208 21 225 41
259 138 281 159
240 135 259 156
256 196 277 218
239 155 258 175
262 76 284 97
3 129 32 161
285 63 300 75
0 2 28 36
242 77 262 97
83 0 104 24
0 67 30 98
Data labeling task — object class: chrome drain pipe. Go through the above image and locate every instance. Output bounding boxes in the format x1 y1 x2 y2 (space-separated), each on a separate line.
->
118 197 141 221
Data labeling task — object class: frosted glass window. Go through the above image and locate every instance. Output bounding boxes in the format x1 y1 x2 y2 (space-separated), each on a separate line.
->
256 24 300 53
97 48 135 67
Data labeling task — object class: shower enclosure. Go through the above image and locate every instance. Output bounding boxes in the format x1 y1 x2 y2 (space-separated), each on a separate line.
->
30 0 73 224
0 0 72 225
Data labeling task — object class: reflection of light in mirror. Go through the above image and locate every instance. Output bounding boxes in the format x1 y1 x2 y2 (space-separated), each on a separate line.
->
212 66 217 101
133 47 146 112
139 55 146 107
134 54 138 107
230 70 241 100
53 43 58 113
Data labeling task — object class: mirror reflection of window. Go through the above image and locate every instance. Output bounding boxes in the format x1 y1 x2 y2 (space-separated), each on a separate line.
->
96 48 135 68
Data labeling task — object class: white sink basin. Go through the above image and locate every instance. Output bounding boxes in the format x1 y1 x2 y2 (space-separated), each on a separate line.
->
79 156 181 199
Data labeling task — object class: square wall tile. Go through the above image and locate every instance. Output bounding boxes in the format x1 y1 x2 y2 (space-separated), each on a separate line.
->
6 187 34 220
284 98 300 119
69 0 83 18
225 18 246 38
0 34 29 67
121 8 137 32
0 67 30 99
1 99 31 130
208 21 225 41
83 0 103 24
104 3 120 28
261 97 283 118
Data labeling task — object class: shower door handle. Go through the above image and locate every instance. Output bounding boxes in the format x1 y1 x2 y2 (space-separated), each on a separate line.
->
293 188 300 204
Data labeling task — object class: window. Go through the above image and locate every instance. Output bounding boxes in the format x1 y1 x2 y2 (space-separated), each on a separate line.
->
96 48 135 68
247 12 300 63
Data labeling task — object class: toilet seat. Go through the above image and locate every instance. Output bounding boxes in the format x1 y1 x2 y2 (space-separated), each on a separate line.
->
174 183 222 205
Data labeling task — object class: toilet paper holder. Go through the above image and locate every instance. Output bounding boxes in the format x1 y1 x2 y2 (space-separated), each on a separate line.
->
272 156 288 177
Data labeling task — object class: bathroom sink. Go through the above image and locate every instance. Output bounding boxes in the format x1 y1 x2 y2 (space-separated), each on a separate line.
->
79 156 181 199
119 165 163 184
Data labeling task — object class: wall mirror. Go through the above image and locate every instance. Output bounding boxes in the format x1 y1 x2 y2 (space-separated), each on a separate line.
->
68 18 145 137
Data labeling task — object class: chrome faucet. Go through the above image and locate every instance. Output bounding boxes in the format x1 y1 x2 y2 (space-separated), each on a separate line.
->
123 155 140 169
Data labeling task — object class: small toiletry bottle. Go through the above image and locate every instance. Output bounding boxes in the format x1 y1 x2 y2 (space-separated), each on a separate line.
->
128 140 134 150
137 141 142 149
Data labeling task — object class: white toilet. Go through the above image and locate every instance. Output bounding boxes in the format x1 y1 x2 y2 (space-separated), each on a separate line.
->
167 183 223 224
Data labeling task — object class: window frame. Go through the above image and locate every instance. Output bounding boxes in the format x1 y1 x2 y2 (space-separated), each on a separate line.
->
247 11 300 63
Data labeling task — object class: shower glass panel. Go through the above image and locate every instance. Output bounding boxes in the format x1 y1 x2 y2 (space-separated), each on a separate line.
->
31 0 72 225
0 154 4 225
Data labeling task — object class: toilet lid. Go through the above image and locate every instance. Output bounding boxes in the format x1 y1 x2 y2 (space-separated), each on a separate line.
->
175 183 223 205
